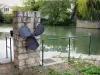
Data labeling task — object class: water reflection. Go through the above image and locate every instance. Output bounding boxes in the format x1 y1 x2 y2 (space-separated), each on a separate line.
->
0 32 11 40
76 28 100 55
0 32 4 39
0 27 13 59
0 26 100 59
41 26 100 55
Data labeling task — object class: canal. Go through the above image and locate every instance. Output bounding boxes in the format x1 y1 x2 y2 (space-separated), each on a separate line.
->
0 26 100 59
41 26 100 55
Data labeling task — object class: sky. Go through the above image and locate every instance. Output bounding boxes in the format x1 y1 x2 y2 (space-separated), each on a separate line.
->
0 0 24 6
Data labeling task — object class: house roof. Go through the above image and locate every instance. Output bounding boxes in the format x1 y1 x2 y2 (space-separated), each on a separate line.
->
0 3 6 10
0 3 20 9
0 4 2 6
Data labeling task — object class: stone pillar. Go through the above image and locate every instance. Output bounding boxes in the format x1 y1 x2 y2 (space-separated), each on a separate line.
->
13 11 40 70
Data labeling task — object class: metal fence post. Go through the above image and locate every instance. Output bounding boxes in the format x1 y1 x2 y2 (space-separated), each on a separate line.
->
88 34 91 55
6 37 8 58
10 38 12 62
42 40 44 66
68 37 71 62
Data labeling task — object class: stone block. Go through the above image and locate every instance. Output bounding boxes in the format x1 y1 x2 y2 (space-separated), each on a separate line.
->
27 62 40 67
13 17 17 23
13 28 19 35
18 47 27 54
27 23 34 33
28 52 35 58
17 41 23 47
13 24 18 29
18 54 28 60
17 41 26 47
28 52 36 58
30 17 34 23
36 11 40 18
27 17 32 23
13 11 18 17
26 58 35 65
13 17 22 23
27 58 40 67
35 58 40 63
23 11 28 17
34 11 40 23
19 60 25 67
28 11 34 17
28 51 40 58
19 65 27 70
33 62 40 66
18 23 24 28
23 17 29 23
13 34 19 40
17 11 24 17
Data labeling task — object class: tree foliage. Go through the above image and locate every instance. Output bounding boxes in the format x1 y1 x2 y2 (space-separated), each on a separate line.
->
23 0 74 25
40 0 73 25
12 6 23 11
0 10 4 23
23 0 42 11
4 14 13 24
77 0 88 18
76 0 100 21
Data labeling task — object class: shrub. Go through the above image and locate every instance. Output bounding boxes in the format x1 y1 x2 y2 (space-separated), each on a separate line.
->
4 14 13 24
0 11 4 23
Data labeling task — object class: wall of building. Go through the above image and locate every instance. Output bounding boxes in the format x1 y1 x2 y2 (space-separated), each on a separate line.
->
1 5 12 14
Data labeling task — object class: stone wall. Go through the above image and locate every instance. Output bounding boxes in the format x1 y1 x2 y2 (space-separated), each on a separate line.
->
76 20 100 29
13 11 40 70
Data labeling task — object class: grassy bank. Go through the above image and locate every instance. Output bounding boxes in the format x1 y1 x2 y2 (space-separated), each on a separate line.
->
0 23 12 27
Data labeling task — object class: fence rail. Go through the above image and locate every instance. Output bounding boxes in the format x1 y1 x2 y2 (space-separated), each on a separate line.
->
5 36 12 62
41 34 91 65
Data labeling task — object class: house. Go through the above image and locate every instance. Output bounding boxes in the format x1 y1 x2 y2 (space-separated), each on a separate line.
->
0 4 12 14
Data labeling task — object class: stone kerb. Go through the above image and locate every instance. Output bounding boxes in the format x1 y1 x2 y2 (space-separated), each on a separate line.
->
13 11 40 70
76 20 100 29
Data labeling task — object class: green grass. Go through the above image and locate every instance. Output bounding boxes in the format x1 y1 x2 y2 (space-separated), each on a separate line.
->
48 68 76 75
69 58 100 75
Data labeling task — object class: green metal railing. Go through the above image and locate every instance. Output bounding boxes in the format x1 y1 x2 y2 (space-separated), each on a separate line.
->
41 34 91 65
6 36 12 62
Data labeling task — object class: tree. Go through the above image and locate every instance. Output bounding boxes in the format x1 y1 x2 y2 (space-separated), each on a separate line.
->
77 0 88 18
12 6 23 11
4 14 13 24
0 10 4 23
76 0 100 21
23 0 42 11
40 0 73 25
23 0 75 25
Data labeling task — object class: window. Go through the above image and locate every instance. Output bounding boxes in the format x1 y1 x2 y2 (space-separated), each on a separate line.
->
7 8 9 11
4 8 9 11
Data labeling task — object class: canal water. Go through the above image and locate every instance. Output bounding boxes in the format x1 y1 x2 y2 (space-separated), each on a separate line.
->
0 27 13 59
41 26 100 56
0 26 100 59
